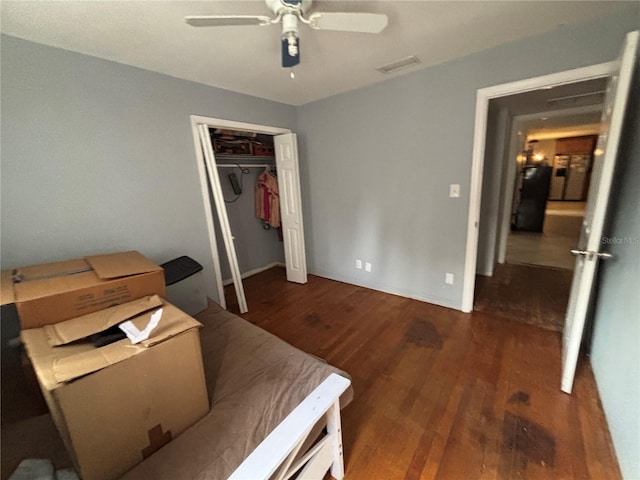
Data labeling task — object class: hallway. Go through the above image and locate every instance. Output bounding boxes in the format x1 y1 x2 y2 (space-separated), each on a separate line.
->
506 201 585 270
474 263 572 332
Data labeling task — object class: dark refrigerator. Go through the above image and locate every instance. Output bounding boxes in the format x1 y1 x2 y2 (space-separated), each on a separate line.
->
512 165 552 232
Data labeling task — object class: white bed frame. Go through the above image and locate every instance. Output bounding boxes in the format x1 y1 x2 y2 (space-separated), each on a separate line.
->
229 373 351 480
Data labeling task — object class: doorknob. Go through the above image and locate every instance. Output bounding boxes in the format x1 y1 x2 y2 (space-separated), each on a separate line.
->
570 249 614 260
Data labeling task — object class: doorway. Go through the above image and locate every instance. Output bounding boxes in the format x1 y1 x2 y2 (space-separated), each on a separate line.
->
461 62 614 313
464 30 638 394
503 101 604 273
190 115 307 313
476 105 604 331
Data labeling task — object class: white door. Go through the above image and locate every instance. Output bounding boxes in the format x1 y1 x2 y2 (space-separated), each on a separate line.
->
274 133 308 284
561 31 638 394
197 124 248 313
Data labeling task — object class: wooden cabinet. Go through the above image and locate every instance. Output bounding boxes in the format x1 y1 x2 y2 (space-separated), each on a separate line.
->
555 135 597 155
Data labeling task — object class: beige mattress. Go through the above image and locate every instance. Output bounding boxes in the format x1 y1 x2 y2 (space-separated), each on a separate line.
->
120 303 353 480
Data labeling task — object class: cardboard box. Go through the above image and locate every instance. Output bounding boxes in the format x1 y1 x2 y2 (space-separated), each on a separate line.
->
21 295 209 480
1 251 165 329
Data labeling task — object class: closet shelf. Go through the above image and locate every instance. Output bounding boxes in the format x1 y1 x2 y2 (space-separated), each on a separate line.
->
215 154 275 163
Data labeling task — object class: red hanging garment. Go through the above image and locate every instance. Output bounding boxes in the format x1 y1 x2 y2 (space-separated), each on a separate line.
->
255 170 280 228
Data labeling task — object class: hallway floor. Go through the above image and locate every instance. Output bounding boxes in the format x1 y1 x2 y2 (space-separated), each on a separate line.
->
507 201 585 270
475 263 572 332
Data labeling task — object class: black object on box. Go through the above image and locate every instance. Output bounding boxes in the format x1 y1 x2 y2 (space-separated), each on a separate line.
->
161 256 204 286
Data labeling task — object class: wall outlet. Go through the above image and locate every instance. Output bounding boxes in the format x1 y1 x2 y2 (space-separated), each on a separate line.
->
449 184 460 198
355 259 362 269
365 262 372 272
445 273 454 285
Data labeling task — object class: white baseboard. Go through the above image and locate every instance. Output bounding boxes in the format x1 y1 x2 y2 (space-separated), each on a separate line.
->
309 268 462 312
222 262 285 286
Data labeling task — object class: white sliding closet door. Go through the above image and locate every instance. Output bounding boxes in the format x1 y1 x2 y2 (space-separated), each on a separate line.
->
275 133 308 284
197 124 248 313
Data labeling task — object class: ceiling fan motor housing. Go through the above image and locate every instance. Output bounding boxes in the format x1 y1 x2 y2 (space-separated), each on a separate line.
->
281 12 300 67
185 0 387 69
266 0 312 16
269 0 308 68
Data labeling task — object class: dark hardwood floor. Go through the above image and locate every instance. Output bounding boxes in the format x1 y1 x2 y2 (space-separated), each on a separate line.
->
226 267 620 480
474 263 573 332
0 267 619 479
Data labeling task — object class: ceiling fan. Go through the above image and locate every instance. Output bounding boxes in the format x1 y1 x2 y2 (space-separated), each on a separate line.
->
185 0 388 70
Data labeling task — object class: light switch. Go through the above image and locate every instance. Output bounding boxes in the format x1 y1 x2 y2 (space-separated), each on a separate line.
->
449 184 460 198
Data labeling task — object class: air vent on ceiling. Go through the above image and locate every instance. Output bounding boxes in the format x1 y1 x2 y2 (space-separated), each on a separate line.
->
376 55 421 74
547 90 606 106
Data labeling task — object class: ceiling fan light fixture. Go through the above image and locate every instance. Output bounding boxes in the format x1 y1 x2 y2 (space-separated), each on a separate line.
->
376 55 421 75
186 0 389 69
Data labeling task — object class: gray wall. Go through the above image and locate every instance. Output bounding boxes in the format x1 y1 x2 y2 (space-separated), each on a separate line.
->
2 12 639 476
590 56 640 480
214 167 284 281
0 35 296 303
477 105 510 276
296 6 639 310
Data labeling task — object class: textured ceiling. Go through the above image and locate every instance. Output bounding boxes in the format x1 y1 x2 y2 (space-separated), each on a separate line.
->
0 1 631 105
492 77 605 142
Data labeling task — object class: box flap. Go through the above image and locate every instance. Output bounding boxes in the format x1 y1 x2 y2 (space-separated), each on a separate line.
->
14 271 98 303
86 251 162 280
2 258 91 305
52 340 143 384
43 295 164 347
51 303 202 383
1 270 15 305
12 258 91 283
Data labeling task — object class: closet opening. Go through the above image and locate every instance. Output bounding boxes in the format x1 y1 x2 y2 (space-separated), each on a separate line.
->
190 116 307 314
212 129 283 286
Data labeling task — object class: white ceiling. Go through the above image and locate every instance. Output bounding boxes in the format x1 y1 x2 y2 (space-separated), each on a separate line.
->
0 1 631 106
525 114 602 140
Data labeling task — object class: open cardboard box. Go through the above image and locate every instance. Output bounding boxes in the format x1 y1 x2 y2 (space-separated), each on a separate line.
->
21 295 209 480
1 251 166 329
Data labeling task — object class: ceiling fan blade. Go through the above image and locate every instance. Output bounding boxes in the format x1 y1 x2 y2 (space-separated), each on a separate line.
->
308 12 388 33
185 15 272 27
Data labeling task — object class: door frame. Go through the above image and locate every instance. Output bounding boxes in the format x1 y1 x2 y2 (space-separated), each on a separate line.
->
190 115 292 310
461 61 615 312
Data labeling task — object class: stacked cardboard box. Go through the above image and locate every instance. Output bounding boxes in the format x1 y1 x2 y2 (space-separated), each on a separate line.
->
1 251 209 480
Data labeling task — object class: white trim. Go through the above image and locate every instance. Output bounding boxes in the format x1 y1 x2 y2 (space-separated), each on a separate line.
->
190 115 291 312
228 373 351 480
461 61 615 313
310 267 461 311
190 118 226 308
222 262 286 286
198 124 248 313
190 115 292 136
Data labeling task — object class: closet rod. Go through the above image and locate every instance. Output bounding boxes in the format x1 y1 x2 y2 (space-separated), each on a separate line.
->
217 164 275 168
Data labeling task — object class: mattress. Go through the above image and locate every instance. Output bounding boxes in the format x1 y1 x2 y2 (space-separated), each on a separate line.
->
119 303 353 480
